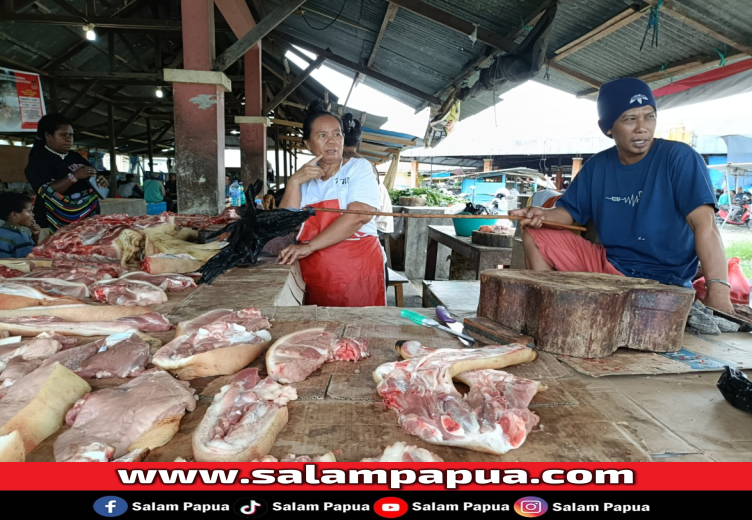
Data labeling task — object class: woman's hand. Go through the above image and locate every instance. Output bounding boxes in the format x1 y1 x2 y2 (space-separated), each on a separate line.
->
73 165 98 181
289 155 323 187
278 244 314 265
96 175 109 188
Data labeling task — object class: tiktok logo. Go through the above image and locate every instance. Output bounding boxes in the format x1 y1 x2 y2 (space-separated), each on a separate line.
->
234 498 269 518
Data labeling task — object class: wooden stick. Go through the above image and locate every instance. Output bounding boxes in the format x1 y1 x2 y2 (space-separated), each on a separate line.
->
306 206 587 232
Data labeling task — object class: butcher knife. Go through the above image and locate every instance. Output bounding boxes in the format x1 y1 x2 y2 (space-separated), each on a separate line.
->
400 309 476 345
436 306 473 347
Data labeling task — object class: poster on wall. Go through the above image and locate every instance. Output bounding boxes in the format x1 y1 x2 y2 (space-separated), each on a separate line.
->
0 67 46 133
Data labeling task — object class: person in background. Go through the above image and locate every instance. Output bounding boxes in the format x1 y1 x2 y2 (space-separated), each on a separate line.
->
510 78 733 314
733 187 745 204
278 101 384 307
117 173 144 198
718 188 730 207
165 172 178 211
24 113 109 240
0 192 41 258
143 171 165 204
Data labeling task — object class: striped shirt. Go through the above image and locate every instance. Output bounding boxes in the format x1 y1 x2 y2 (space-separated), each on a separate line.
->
0 224 35 259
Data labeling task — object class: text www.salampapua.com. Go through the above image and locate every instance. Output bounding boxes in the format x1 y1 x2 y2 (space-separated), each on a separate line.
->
116 468 634 490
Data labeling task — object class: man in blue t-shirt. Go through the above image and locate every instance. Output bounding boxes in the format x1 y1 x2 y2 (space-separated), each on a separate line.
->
510 78 734 314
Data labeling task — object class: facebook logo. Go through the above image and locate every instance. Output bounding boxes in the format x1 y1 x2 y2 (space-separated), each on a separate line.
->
93 496 129 517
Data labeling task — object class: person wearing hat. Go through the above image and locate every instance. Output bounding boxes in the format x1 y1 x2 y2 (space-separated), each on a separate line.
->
510 78 733 314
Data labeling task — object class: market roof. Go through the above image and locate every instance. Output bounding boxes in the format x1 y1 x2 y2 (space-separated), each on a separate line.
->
1 0 751 156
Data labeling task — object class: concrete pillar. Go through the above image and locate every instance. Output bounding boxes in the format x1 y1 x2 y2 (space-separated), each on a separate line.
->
410 159 419 188
483 158 493 172
572 157 583 179
172 0 226 215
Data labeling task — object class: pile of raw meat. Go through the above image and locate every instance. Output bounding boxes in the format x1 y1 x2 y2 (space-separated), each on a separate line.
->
374 341 543 455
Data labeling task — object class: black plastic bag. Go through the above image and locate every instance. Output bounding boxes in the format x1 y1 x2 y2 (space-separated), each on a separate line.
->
717 366 752 414
198 181 313 284
463 202 489 215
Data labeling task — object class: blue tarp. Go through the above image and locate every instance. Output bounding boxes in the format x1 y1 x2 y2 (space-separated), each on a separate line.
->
431 172 451 178
461 179 505 204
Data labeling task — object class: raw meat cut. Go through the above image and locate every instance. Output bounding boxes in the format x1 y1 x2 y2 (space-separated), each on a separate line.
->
0 304 152 323
0 358 43 389
175 308 271 336
75 331 151 379
40 342 101 372
252 452 336 462
26 263 123 286
119 272 196 292
0 430 25 462
373 344 541 455
266 328 370 384
192 368 297 462
171 208 240 230
0 267 23 278
361 442 444 462
0 362 91 453
0 278 89 299
113 448 150 462
0 332 64 372
0 283 81 310
54 369 196 461
0 312 172 336
90 279 168 307
153 317 272 380
63 442 116 462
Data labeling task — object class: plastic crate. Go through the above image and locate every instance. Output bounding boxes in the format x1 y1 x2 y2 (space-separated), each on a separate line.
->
146 201 167 215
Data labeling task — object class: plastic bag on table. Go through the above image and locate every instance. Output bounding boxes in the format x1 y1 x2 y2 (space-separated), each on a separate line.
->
717 366 752 414
463 202 489 215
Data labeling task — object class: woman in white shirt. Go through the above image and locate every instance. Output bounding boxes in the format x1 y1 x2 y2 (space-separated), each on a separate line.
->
278 101 385 307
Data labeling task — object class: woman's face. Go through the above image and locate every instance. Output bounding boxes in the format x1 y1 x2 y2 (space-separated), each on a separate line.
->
46 124 74 153
304 115 344 164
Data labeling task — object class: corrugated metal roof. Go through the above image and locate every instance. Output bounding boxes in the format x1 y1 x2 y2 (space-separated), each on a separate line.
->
1 0 749 153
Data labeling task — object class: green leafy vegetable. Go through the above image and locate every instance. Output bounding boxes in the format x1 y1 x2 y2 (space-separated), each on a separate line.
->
389 187 465 207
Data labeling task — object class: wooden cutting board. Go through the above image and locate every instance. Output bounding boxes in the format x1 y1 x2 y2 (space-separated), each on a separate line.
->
471 230 514 247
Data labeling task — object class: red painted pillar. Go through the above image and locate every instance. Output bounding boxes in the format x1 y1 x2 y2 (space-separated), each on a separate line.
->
172 0 226 215
242 47 267 195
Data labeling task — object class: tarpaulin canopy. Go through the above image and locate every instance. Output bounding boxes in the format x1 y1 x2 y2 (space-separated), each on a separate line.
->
655 58 752 110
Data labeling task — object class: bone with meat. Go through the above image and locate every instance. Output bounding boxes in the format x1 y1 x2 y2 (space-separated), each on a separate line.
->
0 283 81 310
192 368 297 462
75 331 151 379
252 452 337 462
119 272 196 292
1 278 90 299
153 310 272 380
54 369 196 461
90 279 168 307
0 362 91 453
266 328 370 384
0 313 172 336
175 308 272 337
360 442 444 462
374 343 541 455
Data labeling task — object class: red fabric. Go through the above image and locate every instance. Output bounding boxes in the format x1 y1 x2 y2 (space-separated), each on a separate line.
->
298 199 385 307
526 227 623 276
693 257 750 304
653 58 752 97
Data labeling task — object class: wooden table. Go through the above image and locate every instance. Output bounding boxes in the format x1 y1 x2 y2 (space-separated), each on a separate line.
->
424 225 512 281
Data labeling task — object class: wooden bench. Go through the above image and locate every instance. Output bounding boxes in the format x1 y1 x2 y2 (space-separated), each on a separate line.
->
387 268 408 307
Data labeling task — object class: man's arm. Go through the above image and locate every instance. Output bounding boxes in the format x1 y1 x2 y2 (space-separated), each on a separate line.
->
509 206 575 228
686 204 733 314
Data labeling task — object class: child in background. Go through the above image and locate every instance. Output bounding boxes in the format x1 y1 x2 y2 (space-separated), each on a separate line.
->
0 192 41 258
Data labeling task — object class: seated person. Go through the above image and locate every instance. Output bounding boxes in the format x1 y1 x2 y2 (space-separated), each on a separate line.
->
718 188 730 207
0 192 40 258
143 172 165 204
117 174 144 198
511 78 733 314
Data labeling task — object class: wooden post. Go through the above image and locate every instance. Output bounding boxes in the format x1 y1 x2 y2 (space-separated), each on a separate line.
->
146 117 154 174
274 125 280 189
572 157 583 179
107 103 118 190
283 140 288 182
410 159 419 188
483 158 493 172
108 31 115 72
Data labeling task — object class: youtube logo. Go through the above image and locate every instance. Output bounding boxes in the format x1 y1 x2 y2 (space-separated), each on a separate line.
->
374 497 409 518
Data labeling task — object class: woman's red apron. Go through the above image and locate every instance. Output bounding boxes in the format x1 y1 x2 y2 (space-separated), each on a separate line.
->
298 198 385 307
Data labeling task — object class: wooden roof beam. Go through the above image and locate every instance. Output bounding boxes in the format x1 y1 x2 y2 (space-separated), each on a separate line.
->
271 32 441 106
213 0 306 72
659 2 752 57
263 55 326 114
553 3 647 61
368 3 399 69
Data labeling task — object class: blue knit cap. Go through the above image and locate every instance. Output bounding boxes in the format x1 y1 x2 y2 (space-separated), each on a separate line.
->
597 78 657 137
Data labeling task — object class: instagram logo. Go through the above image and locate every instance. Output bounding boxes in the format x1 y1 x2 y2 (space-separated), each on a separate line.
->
515 497 549 517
